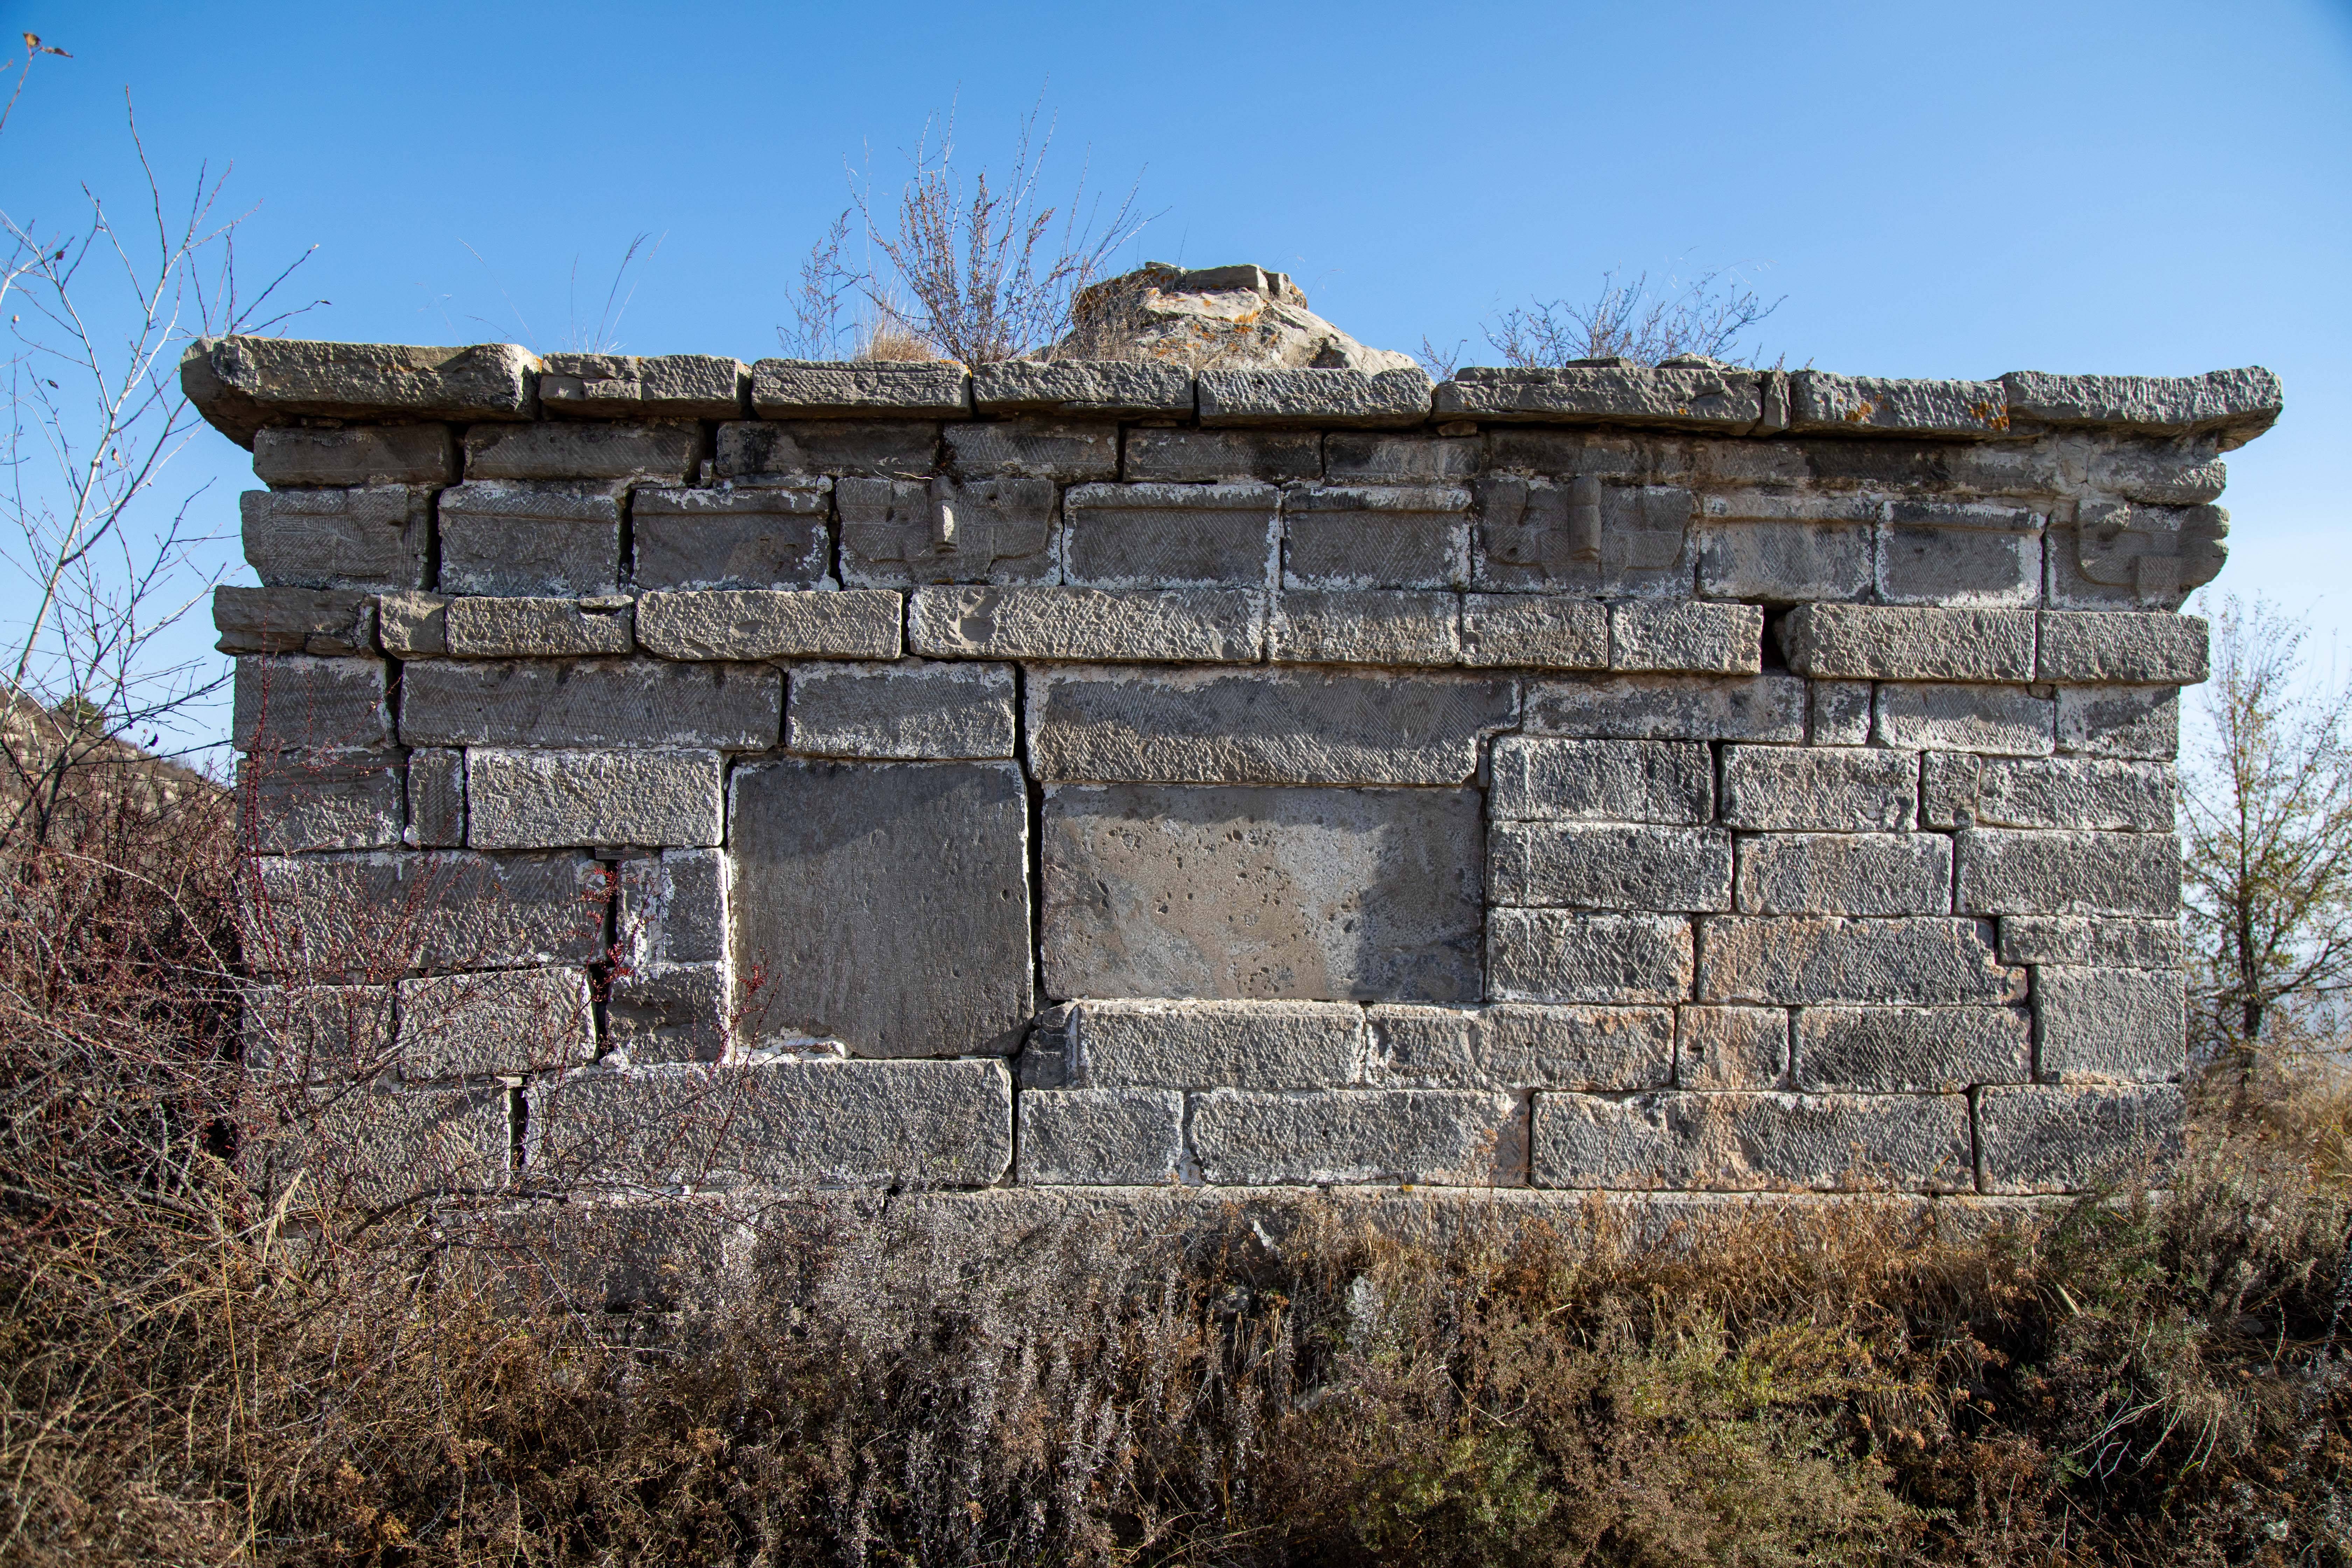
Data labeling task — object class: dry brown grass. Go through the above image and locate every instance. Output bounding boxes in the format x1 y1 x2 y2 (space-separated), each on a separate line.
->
5 778 2351 1565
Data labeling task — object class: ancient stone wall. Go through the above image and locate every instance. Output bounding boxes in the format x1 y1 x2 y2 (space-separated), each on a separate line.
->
195 336 2280 1205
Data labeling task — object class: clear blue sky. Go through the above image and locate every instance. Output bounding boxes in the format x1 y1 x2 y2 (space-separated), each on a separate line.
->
7 0 2350 750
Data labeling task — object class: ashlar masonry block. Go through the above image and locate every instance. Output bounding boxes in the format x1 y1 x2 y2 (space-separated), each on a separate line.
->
1017 1089 1185 1184
1189 1088 1522 1185
1063 483 1281 588
464 748 725 849
437 482 624 597
1732 832 1953 916
838 476 1057 585
787 659 1017 759
1488 736 1715 824
909 587 1264 663
944 417 1119 479
1875 684 2054 755
1874 501 2042 607
237 755 403 852
1489 822 1733 911
394 967 595 1079
1533 1090 1975 1192
1976 1083 2184 1194
1270 590 1460 665
1486 911 1693 1004
461 419 699 482
1066 999 1363 1090
1366 1003 1675 1091
1954 828 2180 917
399 658 780 749
631 484 832 590
1697 916 2025 1006
1473 477 1694 595
1780 604 2036 682
635 590 902 662
1675 1005 1789 1089
232 655 392 755
244 851 605 977
716 419 938 479
1459 594 1609 668
2056 685 2179 759
1281 484 1471 589
1921 754 2175 831
253 424 457 488
1525 674 1805 742
2032 966 2187 1083
1718 746 1916 831
1793 1006 2031 1093
241 486 432 590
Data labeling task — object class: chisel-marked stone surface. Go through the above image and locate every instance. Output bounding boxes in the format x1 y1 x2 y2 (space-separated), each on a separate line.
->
1525 674 1805 742
2033 966 2186 1082
1780 604 2036 681
1976 1083 2184 1194
465 749 724 848
213 584 378 657
1121 428 1320 483
1875 684 2054 755
1489 737 1714 824
2037 611 2209 684
1365 1004 1674 1090
1017 1089 1185 1184
730 760 1033 1058
632 485 832 590
1676 1006 1789 1088
1955 829 2179 917
1997 915 2181 968
1063 483 1280 587
1794 1006 2031 1092
232 655 392 754
395 967 595 1078
944 418 1119 479
436 483 625 597
1068 999 1363 1089
1922 754 2176 831
244 852 604 976
404 749 464 848
1733 832 1953 916
1487 911 1693 1004
400 659 779 749
2056 686 2179 759
1042 785 1484 1002
445 596 633 657
240 487 432 590
788 660 1017 759
1270 590 1460 665
1189 1088 1520 1185
716 419 939 479
237 756 403 852
1532 1091 1974 1191
241 983 395 1080
1281 485 1471 588
1719 746 1916 831
1698 917 2025 1006
1609 600 1763 673
909 587 1264 663
1459 595 1610 668
461 420 699 481
1490 822 1733 911
253 423 457 487
636 590 903 661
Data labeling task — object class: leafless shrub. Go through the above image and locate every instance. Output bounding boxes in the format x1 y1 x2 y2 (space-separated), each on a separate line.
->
1486 265 1783 369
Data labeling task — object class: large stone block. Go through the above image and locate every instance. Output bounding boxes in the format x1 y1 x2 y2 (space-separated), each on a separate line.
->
1733 833 1953 916
1524 674 1806 742
465 748 724 848
240 486 432 590
1921 754 2174 831
1027 667 1513 785
1068 999 1363 1089
1489 822 1733 911
716 419 939 479
1472 477 1694 595
1434 364 1773 430
971 359 1194 417
1196 366 1433 428
530 1058 1013 1189
1121 428 1321 483
232 654 392 754
631 485 832 590
787 660 1017 759
213 585 378 657
444 596 633 657
1875 501 2042 607
2056 685 2179 758
253 423 458 487
1718 746 1916 831
749 359 971 418
1675 1005 1788 1089
1794 1006 2031 1092
635 590 902 661
1062 482 1280 588
237 755 404 852
2032 966 2186 1082
243 851 605 976
1189 1088 1520 1185
1696 916 2025 1006
1281 484 1471 589
1458 594 1610 668
1787 372 2009 437
1486 911 1693 1004
1367 1003 1674 1091
908 587 1264 663
1874 684 2054 756
729 760 1033 1057
182 336 536 447
2038 611 2208 685
1532 1090 1974 1191
1976 1083 2184 1194
1693 517 1872 601
2000 367 2282 446
399 657 778 749
404 749 465 847
1488 736 1714 824
394 967 595 1079
1997 915 2182 969
1780 604 2036 681
1955 828 2179 917
461 420 700 481
945 417 1119 479
1609 600 1762 673
1041 784 1484 1003
838 476 1057 585
537 352 746 419
1017 1089 1185 1184
240 982 396 1080
1324 433 1481 483
1269 590 1460 665
437 482 624 596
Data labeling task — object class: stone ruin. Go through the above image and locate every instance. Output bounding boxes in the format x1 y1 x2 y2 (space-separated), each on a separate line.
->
194 264 2281 1217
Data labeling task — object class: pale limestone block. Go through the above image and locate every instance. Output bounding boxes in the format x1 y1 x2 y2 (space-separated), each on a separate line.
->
1280 484 1471 588
252 423 457 486
1609 599 1762 673
1719 745 1917 831
1733 832 1953 916
1069 999 1363 1090
1874 684 2054 756
1976 1083 2184 1194
631 484 832 590
244 851 605 976
1996 915 2182 969
908 586 1264 663
635 588 902 662
238 755 404 852
1017 1089 1185 1184
1780 604 2036 681
465 748 724 849
461 420 700 481
1458 594 1610 668
240 486 433 590
1062 482 1281 588
232 654 393 755
2032 967 2186 1083
1534 1090 1975 1192
1486 911 1694 1004
1269 590 1460 665
398 658 780 749
1524 674 1805 742
2037 611 2208 684
2056 685 2179 759
1675 1006 1788 1089
945 417 1119 479
1954 828 2179 917
1921 753 2174 831
444 596 633 657
1794 1006 2031 1092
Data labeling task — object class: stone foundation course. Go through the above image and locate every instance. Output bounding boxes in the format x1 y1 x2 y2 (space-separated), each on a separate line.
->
202 335 2278 1204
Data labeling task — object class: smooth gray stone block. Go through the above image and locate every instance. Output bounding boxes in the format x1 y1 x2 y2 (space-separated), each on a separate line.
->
1017 1089 1185 1184
465 748 725 848
1489 822 1734 911
972 358 1194 416
1486 911 1694 1004
436 481 624 596
750 358 971 418
636 590 902 661
1524 674 1805 742
237 754 404 852
1794 1006 2031 1092
1733 832 1953 916
214 585 377 657
1996 915 2182 969
1121 427 1322 482
461 420 700 481
787 659 1017 759
399 658 780 748
1608 599 1762 673
1533 1090 1974 1192
183 336 536 447
1780 604 2036 681
232 654 392 754
1488 736 1714 825
444 596 634 657
1068 999 1363 1089
1189 1088 1520 1185
1675 1005 1788 1089
1269 590 1460 665
1875 500 2042 608
2033 966 2187 1083
394 966 595 1079
945 416 1119 479
631 485 832 590
537 352 746 419
908 587 1264 663
1696 916 2025 1006
1062 482 1280 588
240 486 433 590
1955 828 2180 917
1281 484 1471 589
2056 685 2179 759
1921 753 2175 831
1874 684 2054 756
1975 1083 2184 1194
1718 746 1916 831
1693 518 1872 601
253 423 458 487
2037 611 2209 684
1197 366 1433 428
1459 595 1610 668
244 851 605 975
715 419 939 479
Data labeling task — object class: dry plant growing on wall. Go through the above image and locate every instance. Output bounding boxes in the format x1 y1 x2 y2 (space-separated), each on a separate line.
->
1483 266 1784 369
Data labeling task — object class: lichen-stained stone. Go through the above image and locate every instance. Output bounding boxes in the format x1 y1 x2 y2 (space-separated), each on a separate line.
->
1810 681 1874 744
181 336 537 447
618 848 728 968
1434 363 1774 430
400 658 780 749
2037 611 2209 684
1459 595 1609 669
1324 433 1482 483
214 586 378 657
1018 1089 1185 1184
394 967 595 1079
1042 784 1483 1002
636 590 902 662
465 748 725 848
241 982 396 1080
237 755 403 852
232 654 392 754
1123 428 1322 483
1874 684 2054 756
1189 1088 1521 1185
2056 685 2179 759
1063 482 1281 588
445 596 634 657
405 749 465 847
1718 746 1916 831
1675 1005 1788 1089
1976 1083 2184 1194
1787 372 2010 438
437 482 624 597
606 962 730 1063
1524 674 1805 742
788 660 1017 759
838 476 1057 586
537 352 746 419
716 419 939 479
1693 517 1872 602
1489 737 1714 824
1875 501 2043 607
1779 604 2036 682
1487 911 1693 1004
729 760 1032 1057
461 420 700 481
1069 999 1363 1089
972 359 1195 417
1367 1003 1674 1090
1997 915 2181 969
945 417 1119 479
1027 667 1514 785
253 423 458 487
631 485 832 590
1793 1006 2031 1092
528 1058 1013 1189
909 587 1263 663
2033 967 2187 1083
1954 828 2179 917
1489 822 1734 911
1472 477 1694 595
2000 367 2282 446
1532 1090 1974 1191
378 591 448 657
1696 916 2024 1006
750 358 972 418
1608 600 1762 673
244 851 605 976
1921 753 2175 831
241 486 432 590
1196 366 1433 428
2048 503 2228 611
1281 484 1472 589
1269 591 1460 665
1733 832 1953 916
